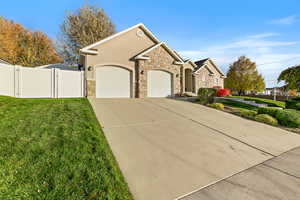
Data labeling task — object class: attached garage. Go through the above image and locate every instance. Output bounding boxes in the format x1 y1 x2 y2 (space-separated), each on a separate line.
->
96 66 132 98
147 70 172 97
81 24 192 98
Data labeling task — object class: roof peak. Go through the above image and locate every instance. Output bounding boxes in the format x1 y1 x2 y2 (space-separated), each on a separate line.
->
80 23 159 54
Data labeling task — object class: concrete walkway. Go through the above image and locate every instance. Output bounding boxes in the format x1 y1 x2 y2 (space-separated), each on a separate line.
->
89 98 300 200
180 147 300 200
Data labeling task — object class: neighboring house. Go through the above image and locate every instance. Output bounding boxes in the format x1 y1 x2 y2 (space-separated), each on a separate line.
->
36 64 78 71
260 87 288 96
0 58 11 65
80 23 225 98
194 58 225 91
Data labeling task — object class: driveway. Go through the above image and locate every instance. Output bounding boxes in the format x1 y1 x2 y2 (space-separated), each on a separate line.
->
181 147 300 200
89 98 300 200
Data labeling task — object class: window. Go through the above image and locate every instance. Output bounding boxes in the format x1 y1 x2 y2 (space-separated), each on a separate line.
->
202 75 206 81
215 78 219 84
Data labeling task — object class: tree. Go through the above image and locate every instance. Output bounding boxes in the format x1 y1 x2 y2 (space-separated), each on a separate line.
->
0 17 21 64
288 89 298 97
278 65 300 91
0 17 62 66
225 56 265 95
59 4 115 64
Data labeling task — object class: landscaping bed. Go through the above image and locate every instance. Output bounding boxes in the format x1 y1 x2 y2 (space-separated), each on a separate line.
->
196 88 300 134
210 103 300 134
0 96 133 200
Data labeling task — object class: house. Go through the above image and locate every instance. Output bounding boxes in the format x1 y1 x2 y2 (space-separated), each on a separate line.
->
80 23 225 98
36 63 78 71
194 58 225 90
260 87 288 96
0 58 11 65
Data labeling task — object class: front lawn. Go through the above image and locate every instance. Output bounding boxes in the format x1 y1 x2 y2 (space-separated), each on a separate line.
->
231 96 286 108
0 96 133 200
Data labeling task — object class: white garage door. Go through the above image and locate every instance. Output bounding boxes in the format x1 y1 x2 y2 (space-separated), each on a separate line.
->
148 70 172 97
96 66 131 98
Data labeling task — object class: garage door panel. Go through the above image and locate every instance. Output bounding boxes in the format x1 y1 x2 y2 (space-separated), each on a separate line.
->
148 70 171 97
96 66 131 98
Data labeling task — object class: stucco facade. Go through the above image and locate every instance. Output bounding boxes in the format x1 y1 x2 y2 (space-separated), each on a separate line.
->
80 23 225 98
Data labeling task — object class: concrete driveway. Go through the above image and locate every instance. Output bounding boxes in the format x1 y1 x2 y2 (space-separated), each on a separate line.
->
89 98 300 200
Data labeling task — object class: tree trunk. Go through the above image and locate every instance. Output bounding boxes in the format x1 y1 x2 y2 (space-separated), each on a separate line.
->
238 90 242 96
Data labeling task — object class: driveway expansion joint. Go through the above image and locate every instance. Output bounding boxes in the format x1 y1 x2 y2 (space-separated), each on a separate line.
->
146 99 276 157
176 146 300 200
262 163 300 180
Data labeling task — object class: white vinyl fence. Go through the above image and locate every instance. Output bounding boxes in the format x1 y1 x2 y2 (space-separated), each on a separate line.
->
0 65 84 98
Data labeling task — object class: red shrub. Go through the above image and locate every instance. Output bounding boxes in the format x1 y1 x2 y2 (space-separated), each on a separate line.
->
217 89 230 97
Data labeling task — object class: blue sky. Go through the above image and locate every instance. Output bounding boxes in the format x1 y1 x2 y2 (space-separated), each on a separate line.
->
1 0 300 87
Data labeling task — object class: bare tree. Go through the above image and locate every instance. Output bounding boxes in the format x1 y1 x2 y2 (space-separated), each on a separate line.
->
59 4 115 64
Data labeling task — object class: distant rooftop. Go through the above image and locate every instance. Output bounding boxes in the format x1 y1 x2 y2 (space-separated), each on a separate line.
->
0 58 11 65
194 58 209 71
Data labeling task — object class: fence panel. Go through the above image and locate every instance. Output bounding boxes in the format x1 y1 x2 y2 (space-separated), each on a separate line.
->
0 65 15 96
0 66 85 98
18 67 54 98
56 70 84 98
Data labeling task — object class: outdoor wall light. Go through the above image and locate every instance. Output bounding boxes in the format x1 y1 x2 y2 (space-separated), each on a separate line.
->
141 70 144 74
176 74 179 77
88 66 93 71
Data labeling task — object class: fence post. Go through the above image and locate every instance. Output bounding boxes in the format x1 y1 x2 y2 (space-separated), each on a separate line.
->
51 68 55 98
14 66 20 98
81 71 85 97
55 68 59 98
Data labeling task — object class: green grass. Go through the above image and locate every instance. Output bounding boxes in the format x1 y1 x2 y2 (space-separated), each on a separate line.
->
231 96 286 108
216 99 258 111
0 96 133 200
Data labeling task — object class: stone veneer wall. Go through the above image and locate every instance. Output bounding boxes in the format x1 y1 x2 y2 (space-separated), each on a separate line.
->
137 46 181 98
87 80 96 97
194 67 224 93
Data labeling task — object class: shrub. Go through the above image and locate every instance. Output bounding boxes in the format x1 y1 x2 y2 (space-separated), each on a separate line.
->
257 107 280 117
240 110 257 119
217 89 231 97
198 88 217 104
286 99 300 110
296 103 300 110
275 109 300 128
254 114 278 126
209 103 224 110
292 96 300 101
231 108 247 116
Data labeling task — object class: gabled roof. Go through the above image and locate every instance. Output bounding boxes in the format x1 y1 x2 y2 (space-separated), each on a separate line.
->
173 51 185 61
184 59 198 69
194 58 210 71
194 64 214 75
134 42 184 64
80 23 160 55
172 51 197 68
0 58 11 65
194 58 225 76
